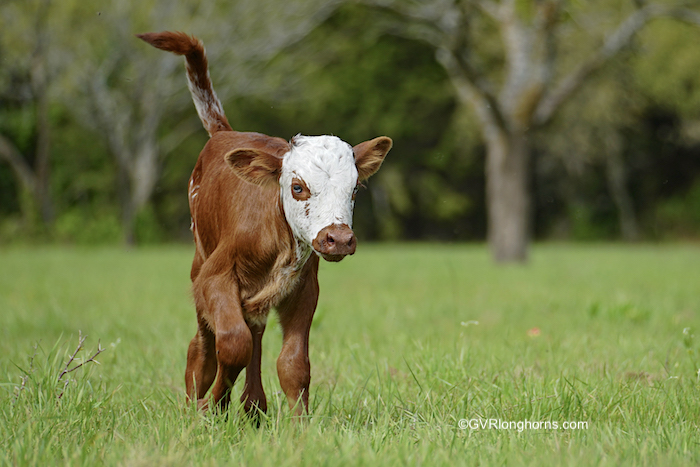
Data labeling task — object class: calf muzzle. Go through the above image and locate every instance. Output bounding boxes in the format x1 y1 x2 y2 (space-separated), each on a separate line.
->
312 224 356 262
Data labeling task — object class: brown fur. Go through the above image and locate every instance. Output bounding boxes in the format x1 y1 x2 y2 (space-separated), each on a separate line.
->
185 130 316 414
138 31 392 416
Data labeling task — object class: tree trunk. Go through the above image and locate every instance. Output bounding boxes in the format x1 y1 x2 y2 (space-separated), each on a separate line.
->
114 143 160 246
33 67 54 226
121 202 137 247
31 0 54 227
116 162 137 246
486 129 531 263
605 150 638 241
368 0 700 262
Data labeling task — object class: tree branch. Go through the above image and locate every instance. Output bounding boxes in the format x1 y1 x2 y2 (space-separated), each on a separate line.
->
436 47 508 143
534 4 699 126
87 75 132 170
664 6 700 26
470 0 499 20
363 0 508 133
159 116 204 157
0 134 37 195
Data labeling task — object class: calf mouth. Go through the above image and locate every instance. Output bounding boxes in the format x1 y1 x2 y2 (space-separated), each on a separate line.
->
318 252 349 263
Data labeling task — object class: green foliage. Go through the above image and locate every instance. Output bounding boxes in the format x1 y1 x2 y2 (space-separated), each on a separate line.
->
635 19 700 117
54 208 122 245
1 0 700 244
654 179 700 238
234 3 480 240
2 245 700 464
564 203 617 241
133 204 166 244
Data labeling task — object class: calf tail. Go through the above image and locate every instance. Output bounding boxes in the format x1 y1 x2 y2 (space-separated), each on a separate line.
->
137 31 232 136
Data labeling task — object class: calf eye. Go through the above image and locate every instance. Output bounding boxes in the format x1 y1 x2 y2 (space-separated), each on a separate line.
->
291 178 311 201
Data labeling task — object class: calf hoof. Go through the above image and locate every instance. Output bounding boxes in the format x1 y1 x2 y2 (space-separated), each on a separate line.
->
242 397 267 427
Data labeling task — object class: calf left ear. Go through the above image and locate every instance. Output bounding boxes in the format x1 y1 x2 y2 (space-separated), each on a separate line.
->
353 136 393 181
225 148 282 186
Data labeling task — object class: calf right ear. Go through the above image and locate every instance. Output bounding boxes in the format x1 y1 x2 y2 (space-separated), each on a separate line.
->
225 148 282 187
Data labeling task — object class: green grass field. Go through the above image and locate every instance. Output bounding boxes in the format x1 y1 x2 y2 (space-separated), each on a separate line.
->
1 243 699 465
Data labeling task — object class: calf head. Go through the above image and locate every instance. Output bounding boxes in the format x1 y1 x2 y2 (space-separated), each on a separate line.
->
225 135 392 262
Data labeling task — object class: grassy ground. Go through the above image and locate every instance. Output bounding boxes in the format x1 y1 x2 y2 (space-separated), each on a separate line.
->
1 243 699 465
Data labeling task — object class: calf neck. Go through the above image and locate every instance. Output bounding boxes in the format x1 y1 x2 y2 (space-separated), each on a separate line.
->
137 31 392 415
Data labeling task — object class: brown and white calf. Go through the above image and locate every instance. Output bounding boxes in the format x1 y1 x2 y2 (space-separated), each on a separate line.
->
137 32 392 415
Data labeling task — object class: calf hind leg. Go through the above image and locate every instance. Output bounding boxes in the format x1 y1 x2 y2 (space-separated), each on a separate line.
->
240 322 268 417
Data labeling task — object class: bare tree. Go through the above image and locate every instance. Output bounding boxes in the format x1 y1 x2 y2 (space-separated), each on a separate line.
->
70 0 341 245
0 0 55 229
361 0 700 262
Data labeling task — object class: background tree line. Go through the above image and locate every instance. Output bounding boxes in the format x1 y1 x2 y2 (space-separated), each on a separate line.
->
1 0 699 262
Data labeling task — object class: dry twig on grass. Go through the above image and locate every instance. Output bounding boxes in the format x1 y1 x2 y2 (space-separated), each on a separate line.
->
13 342 38 403
57 330 105 400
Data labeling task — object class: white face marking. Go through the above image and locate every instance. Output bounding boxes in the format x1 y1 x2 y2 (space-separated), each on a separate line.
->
280 135 358 249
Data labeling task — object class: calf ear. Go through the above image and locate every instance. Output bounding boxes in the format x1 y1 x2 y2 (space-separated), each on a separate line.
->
353 136 393 181
225 148 282 186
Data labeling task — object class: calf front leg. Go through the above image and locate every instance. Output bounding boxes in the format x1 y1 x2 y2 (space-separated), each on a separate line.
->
212 321 252 408
193 272 252 411
276 260 319 415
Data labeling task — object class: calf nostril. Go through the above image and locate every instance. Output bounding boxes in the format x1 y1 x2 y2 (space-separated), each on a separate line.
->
326 233 336 246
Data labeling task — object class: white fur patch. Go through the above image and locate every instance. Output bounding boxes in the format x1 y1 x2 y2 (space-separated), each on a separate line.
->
245 314 269 326
186 62 225 136
279 135 358 249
